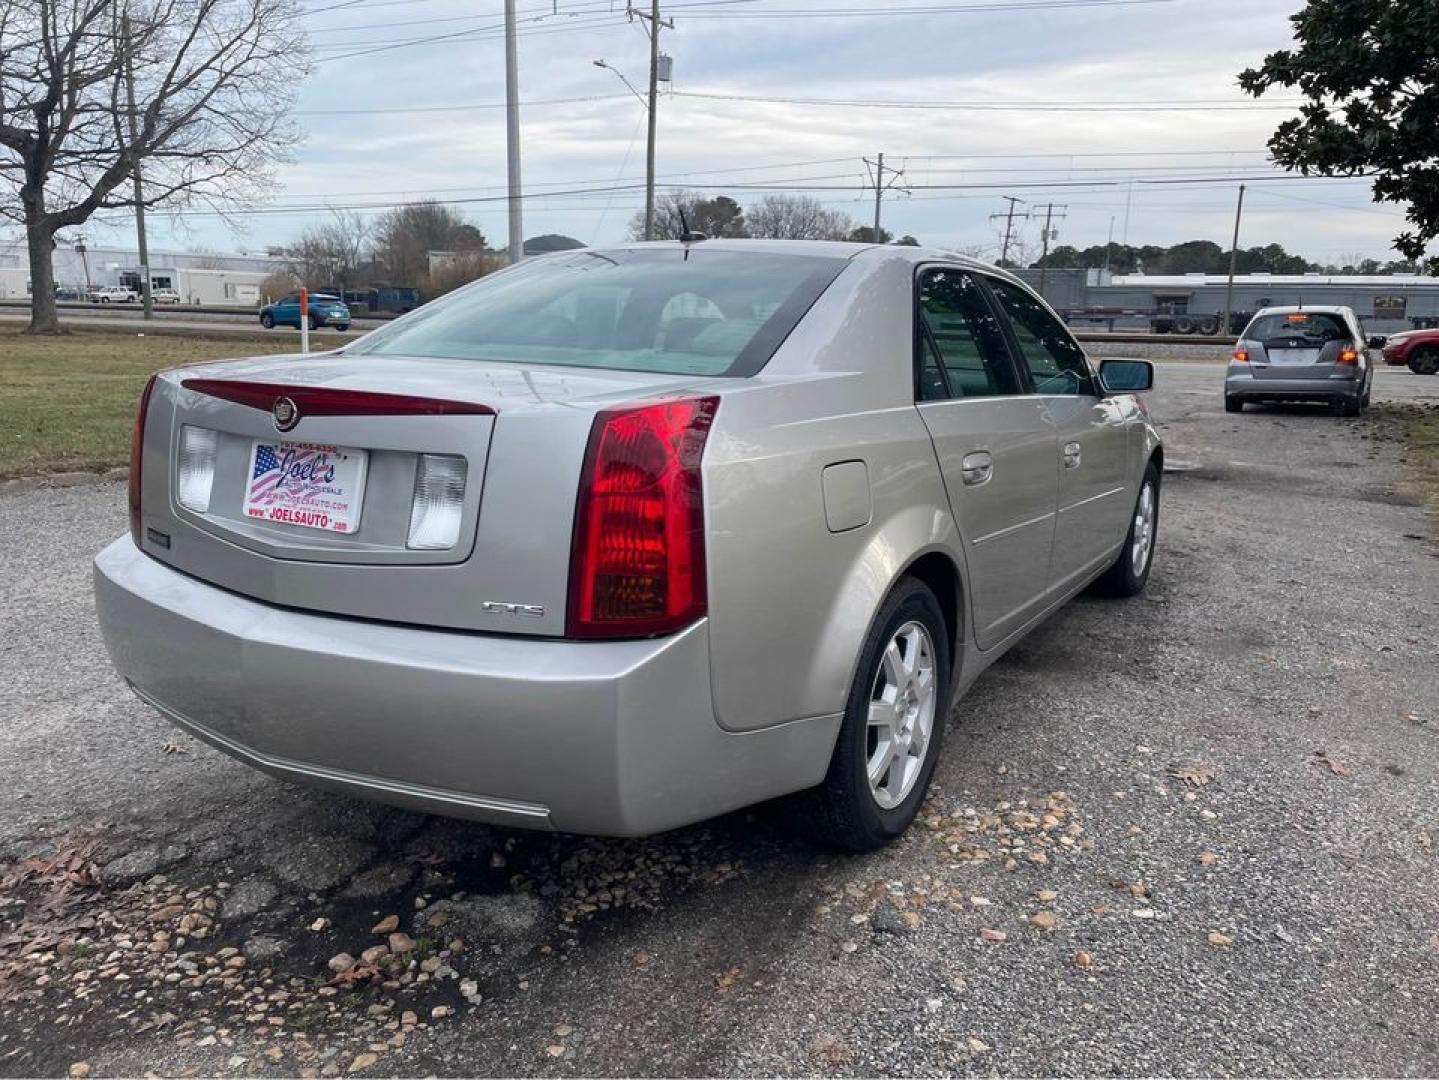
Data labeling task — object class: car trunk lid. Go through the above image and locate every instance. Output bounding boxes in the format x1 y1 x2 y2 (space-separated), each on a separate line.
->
136 352 720 635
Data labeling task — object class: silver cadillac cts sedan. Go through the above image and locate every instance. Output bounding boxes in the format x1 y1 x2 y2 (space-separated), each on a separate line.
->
94 240 1162 850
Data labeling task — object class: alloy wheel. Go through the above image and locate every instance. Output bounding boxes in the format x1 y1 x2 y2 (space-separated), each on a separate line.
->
866 621 938 810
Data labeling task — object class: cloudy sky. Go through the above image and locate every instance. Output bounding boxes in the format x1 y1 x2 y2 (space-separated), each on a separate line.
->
74 0 1421 266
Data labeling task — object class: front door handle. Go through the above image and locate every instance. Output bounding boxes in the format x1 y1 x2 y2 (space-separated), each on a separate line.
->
961 451 993 486
1062 441 1082 469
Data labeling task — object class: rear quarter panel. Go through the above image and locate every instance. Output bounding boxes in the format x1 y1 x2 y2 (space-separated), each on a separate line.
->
704 254 967 733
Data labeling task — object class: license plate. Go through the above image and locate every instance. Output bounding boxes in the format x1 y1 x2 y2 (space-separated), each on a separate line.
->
243 440 368 534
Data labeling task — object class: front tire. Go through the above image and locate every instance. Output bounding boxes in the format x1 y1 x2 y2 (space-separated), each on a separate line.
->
1094 461 1159 597
260 312 275 329
336 323 350 332
798 578 951 851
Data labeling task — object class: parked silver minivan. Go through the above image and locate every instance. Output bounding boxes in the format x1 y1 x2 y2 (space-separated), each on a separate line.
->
94 241 1162 850
1225 305 1375 415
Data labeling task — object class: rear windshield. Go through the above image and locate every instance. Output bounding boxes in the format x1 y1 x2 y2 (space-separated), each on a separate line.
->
348 248 848 376
1245 311 1350 343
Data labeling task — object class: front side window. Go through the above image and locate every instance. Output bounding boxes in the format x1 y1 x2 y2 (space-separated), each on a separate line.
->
350 248 847 377
916 269 1021 400
987 278 1095 396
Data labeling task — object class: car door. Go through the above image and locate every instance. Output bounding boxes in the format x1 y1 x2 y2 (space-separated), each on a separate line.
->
275 294 299 326
984 276 1132 593
912 267 1060 650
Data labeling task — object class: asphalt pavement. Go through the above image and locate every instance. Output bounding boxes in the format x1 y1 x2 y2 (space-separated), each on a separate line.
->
0 363 1436 1077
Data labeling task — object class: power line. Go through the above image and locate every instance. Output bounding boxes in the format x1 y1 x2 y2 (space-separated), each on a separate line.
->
673 90 1300 111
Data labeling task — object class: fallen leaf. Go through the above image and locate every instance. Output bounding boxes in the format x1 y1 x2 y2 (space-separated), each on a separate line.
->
633 949 651 966
554 1024 574 1038
347 1053 378 1073
1029 911 1056 930
1167 763 1214 787
371 915 399 934
1198 851 1219 866
1418 831 1432 852
1036 889 1058 903
810 1034 854 1066
978 927 1007 943
715 967 741 991
68 1065 91 1079
1314 751 1351 778
968 1037 991 1054
160 741 188 755
1207 931 1234 947
544 1046 565 1059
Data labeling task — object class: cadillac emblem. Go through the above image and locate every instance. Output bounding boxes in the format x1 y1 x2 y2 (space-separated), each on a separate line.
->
272 395 299 432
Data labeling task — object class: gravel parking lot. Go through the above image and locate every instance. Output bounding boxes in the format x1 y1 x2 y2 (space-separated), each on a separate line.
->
1 363 1436 1078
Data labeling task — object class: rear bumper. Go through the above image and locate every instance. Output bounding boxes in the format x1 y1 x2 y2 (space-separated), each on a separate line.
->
1224 370 1362 402
94 538 837 835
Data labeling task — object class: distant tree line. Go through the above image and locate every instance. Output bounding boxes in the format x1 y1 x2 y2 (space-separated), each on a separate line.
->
1032 239 1421 276
630 190 920 246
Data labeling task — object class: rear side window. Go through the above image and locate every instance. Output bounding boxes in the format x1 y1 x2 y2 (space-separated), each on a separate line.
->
987 278 1095 396
349 248 846 377
916 269 1021 400
1245 311 1350 343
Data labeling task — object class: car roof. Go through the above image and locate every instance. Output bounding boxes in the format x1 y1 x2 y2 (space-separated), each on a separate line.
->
1251 305 1354 317
575 238 1028 287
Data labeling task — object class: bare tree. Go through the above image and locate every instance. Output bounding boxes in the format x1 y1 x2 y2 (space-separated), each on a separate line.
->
629 189 748 241
374 200 486 285
746 194 853 241
0 0 309 333
280 209 368 292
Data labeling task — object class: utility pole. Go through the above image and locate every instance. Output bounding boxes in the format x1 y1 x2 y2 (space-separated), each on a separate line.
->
863 153 906 242
991 196 1028 267
1035 202 1067 302
630 0 672 240
503 0 523 263
1103 215 1115 278
1220 184 1246 337
121 13 152 319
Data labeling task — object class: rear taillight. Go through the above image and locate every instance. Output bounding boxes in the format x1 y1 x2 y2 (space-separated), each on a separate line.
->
1338 347 1359 364
1232 349 1249 363
128 374 159 547
176 425 220 513
567 396 719 639
407 453 467 550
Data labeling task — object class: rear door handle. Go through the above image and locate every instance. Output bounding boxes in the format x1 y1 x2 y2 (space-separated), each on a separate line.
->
1062 441 1082 469
961 451 993 486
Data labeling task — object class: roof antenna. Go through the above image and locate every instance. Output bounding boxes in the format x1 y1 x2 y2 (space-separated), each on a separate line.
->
677 205 707 244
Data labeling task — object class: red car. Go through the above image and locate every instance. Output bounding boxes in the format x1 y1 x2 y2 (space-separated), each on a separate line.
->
1380 328 1439 374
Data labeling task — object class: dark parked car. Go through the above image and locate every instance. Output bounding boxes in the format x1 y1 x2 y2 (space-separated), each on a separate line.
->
259 293 351 332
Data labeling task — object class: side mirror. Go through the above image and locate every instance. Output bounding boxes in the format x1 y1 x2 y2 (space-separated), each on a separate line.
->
1099 358 1154 394
1367 335 1387 349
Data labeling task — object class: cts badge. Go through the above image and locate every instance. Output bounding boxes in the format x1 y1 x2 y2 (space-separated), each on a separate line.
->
482 601 545 618
272 396 299 432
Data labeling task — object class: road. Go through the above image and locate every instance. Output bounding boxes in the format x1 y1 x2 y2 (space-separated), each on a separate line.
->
1 364 1436 1077
0 306 378 340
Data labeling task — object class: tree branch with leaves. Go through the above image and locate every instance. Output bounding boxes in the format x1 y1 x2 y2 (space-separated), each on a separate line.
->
1240 0 1439 271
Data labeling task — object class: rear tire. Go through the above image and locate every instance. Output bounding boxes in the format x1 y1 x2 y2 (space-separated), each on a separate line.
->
1224 396 1243 414
308 314 321 331
1094 462 1159 598
1337 395 1361 418
797 578 951 851
1410 348 1439 375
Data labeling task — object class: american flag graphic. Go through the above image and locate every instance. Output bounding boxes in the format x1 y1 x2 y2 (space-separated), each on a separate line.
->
250 443 325 503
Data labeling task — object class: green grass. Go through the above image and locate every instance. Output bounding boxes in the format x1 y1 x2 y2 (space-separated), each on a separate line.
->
0 327 298 479
1402 405 1439 530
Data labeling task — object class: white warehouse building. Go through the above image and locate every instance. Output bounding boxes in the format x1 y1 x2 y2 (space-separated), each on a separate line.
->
0 239 286 307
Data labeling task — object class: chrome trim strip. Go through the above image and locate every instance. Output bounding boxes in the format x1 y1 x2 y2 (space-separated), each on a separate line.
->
972 510 1054 546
